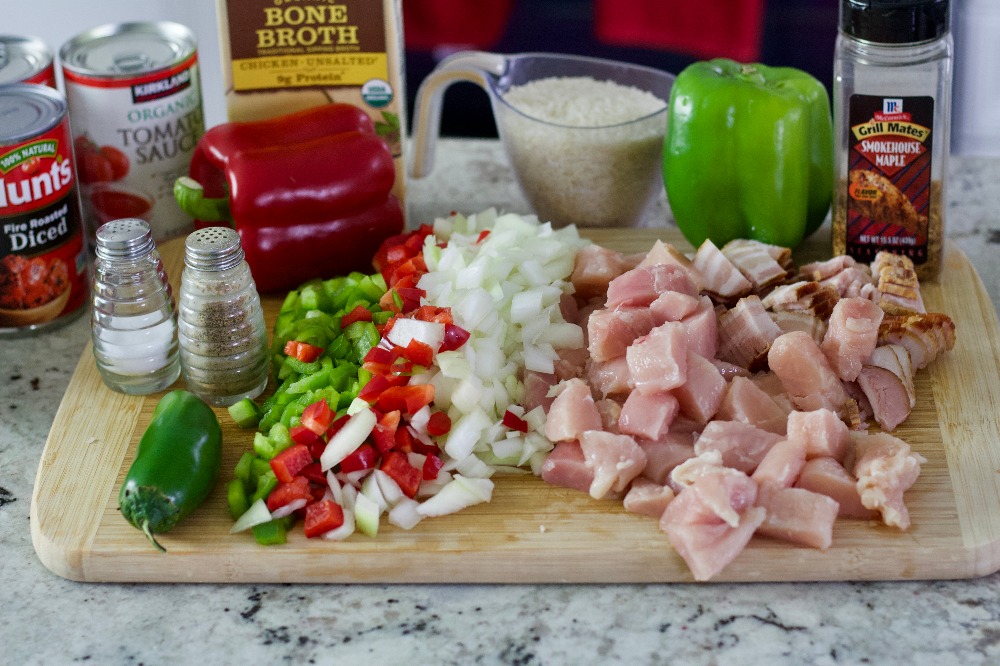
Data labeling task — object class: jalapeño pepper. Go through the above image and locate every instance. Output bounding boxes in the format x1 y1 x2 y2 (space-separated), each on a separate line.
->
663 58 834 249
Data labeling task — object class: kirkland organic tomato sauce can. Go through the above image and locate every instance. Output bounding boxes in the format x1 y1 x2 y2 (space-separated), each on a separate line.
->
0 35 56 88
0 85 89 336
60 22 205 243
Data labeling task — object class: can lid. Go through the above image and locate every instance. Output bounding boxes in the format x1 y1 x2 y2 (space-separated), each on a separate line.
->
184 227 244 272
0 35 53 85
95 218 155 261
60 22 196 77
841 0 950 44
0 84 65 144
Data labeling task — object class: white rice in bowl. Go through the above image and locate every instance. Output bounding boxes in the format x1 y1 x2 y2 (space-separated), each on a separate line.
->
498 76 667 228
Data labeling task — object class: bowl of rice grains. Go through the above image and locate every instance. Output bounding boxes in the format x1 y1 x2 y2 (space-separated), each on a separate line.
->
411 52 675 228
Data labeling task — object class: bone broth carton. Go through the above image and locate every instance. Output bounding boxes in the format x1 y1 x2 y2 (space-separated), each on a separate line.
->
216 0 406 204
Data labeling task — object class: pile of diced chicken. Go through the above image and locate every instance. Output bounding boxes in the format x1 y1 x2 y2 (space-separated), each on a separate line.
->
532 238 955 581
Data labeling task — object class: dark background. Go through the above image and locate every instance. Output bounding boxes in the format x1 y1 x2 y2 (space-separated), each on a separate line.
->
404 0 840 138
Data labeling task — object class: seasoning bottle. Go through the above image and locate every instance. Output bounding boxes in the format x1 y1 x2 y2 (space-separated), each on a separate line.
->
91 218 181 395
832 0 952 279
177 227 269 407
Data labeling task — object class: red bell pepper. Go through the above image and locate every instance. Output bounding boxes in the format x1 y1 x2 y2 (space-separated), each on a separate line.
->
303 498 344 538
270 444 314 483
175 104 404 294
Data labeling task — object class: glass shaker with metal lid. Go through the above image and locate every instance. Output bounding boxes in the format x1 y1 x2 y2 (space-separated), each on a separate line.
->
91 218 180 394
177 226 268 407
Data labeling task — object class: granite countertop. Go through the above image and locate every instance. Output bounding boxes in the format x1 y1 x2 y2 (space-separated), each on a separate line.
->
2 139 999 664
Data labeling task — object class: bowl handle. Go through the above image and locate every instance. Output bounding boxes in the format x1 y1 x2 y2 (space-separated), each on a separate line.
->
409 51 508 179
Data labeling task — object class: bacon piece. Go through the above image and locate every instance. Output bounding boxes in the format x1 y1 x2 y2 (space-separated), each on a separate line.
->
762 280 839 321
693 239 753 302
586 306 656 362
579 430 647 499
755 483 839 550
721 239 791 291
820 265 874 299
606 263 697 309
768 331 850 415
717 296 783 369
619 390 679 441
852 432 925 530
821 297 885 382
877 313 956 370
623 477 675 518
751 439 807 488
795 457 873 519
693 419 785 474
785 408 851 461
768 310 828 344
715 375 788 435
799 255 860 281
543 378 601 443
871 251 925 315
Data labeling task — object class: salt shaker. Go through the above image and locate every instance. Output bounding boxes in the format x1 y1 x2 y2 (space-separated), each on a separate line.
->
91 218 181 395
177 227 269 407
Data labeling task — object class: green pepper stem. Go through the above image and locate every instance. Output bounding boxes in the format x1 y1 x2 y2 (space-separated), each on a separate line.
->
142 519 168 553
174 176 232 223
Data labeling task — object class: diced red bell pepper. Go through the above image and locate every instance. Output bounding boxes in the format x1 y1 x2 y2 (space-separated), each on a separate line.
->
325 413 351 439
371 409 401 453
339 442 377 473
400 338 434 368
380 450 422 499
412 304 453 325
340 304 373 328
270 444 314 483
303 498 345 538
426 411 452 436
476 229 491 243
502 409 529 433
394 424 414 453
283 340 323 363
440 323 471 352
422 453 444 480
301 399 334 436
300 461 328 486
266 475 313 512
375 384 434 415
290 423 324 448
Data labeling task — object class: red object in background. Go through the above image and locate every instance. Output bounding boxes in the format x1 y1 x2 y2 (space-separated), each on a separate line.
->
403 0 514 51
594 0 766 63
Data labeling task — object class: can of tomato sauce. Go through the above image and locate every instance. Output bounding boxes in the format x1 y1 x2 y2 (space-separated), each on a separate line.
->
0 84 89 337
60 22 205 243
0 35 56 88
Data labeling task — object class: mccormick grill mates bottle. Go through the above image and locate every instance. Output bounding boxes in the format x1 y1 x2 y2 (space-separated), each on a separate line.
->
832 0 953 279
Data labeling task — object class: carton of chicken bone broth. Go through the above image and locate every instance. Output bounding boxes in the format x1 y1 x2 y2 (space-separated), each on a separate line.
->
216 0 406 205
60 21 205 243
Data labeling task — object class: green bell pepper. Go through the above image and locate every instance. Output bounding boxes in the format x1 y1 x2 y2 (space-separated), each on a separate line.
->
663 58 834 249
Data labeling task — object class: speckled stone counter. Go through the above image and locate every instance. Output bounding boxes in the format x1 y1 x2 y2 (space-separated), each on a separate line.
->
2 140 998 665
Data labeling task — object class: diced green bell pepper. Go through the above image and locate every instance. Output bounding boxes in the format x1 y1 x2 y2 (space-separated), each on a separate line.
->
663 58 833 249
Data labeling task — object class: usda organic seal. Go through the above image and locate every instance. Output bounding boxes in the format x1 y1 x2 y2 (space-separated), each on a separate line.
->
362 78 392 108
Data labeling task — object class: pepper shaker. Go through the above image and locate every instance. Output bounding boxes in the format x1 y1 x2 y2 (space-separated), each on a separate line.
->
91 218 181 395
177 227 269 407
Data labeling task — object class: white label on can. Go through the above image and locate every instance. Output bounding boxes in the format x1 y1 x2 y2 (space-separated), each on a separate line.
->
64 55 205 242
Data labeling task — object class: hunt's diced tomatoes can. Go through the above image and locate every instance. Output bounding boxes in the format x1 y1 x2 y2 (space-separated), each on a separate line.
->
0 84 89 336
0 35 56 88
60 22 205 243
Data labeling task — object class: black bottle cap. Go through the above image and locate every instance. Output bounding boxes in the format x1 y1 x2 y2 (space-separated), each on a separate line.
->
841 0 949 44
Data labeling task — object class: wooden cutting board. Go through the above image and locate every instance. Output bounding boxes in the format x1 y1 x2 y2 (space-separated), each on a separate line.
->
30 228 1000 583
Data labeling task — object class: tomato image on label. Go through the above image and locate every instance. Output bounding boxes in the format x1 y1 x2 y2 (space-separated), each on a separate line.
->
75 135 131 184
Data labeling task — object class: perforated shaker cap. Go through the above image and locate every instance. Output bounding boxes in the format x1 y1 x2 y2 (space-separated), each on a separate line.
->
95 218 155 261
184 226 244 272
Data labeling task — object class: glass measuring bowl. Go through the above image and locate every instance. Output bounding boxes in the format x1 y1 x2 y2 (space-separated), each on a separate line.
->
410 51 675 228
